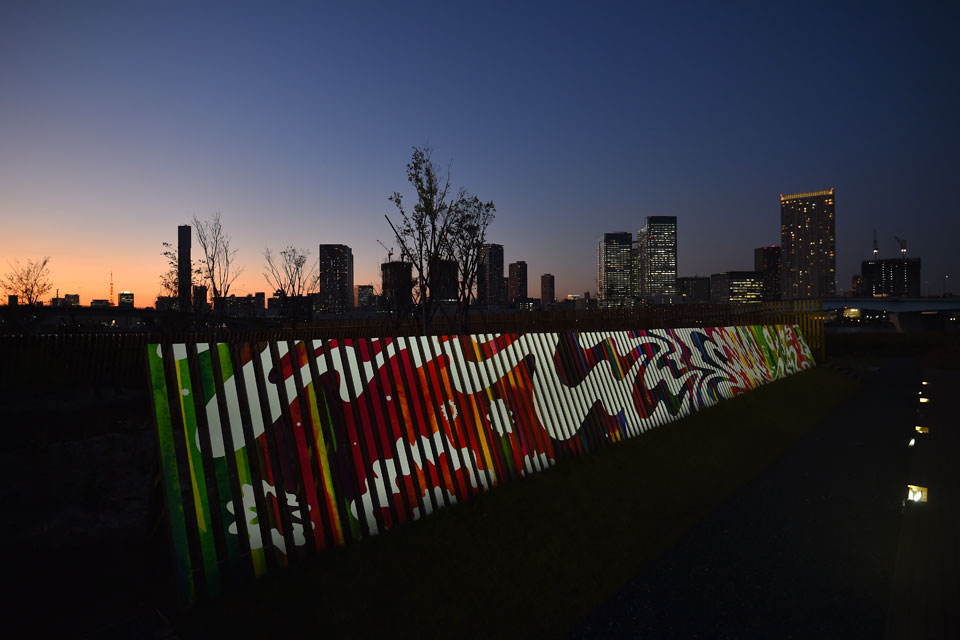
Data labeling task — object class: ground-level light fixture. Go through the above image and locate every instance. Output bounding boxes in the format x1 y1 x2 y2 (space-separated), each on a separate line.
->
915 426 929 434
907 485 928 503
922 381 929 386
920 398 930 403
908 438 916 447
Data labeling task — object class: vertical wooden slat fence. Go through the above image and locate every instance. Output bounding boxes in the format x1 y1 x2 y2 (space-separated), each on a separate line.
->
144 322 816 606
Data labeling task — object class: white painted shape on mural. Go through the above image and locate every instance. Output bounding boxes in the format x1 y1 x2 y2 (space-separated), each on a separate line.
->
196 339 415 457
225 481 312 554
156 343 210 360
348 430 495 529
487 399 514 435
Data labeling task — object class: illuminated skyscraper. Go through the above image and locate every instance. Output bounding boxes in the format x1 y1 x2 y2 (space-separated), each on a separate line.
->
598 232 633 302
317 244 354 313
780 189 836 299
638 216 677 299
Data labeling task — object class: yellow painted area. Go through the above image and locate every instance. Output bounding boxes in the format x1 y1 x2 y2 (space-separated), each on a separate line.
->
467 337 500 485
175 362 209 534
306 382 344 545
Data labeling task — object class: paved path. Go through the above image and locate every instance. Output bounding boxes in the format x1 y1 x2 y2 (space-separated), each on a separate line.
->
570 358 921 639
885 368 960 639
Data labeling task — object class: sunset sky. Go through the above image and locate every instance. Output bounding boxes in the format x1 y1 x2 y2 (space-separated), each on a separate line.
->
2 1 958 304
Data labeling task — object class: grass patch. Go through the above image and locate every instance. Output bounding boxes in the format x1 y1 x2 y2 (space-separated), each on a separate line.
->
178 366 860 639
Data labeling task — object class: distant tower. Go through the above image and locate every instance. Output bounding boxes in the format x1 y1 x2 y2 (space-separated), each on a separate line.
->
317 244 354 313
541 274 555 306
872 229 879 260
477 244 506 306
381 260 413 315
598 232 633 302
638 216 678 299
780 189 836 299
178 225 192 313
109 272 114 306
508 261 528 303
754 246 782 301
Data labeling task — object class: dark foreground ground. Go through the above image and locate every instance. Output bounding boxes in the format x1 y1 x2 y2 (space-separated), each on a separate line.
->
177 365 864 639
0 331 954 638
571 357 918 639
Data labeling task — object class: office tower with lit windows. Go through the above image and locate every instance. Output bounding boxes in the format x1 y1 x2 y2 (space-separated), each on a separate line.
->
638 216 678 299
598 233 633 302
508 261 527 303
477 243 506 306
541 274 555 306
317 244 354 313
754 245 782 301
780 189 836 299
710 272 764 304
118 291 134 308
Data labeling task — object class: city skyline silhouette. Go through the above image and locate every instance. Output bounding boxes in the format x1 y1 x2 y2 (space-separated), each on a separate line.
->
3 2 958 305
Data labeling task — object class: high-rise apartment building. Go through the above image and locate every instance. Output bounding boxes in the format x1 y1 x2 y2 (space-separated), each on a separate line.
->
177 225 192 313
780 189 836 299
638 216 678 299
118 291 134 308
317 244 354 313
508 261 527 303
598 232 633 301
754 246 782 301
477 244 506 306
541 274 555 306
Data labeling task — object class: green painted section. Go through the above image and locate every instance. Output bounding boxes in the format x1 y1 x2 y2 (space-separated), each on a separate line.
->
217 343 267 577
173 355 221 597
147 344 195 606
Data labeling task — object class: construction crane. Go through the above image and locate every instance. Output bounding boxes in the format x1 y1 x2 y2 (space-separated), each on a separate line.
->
895 236 907 257
377 239 394 262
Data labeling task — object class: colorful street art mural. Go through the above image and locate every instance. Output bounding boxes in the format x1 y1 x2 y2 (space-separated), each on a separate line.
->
148 326 814 604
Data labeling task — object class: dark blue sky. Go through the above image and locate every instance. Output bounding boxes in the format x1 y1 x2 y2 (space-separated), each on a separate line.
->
2 1 958 301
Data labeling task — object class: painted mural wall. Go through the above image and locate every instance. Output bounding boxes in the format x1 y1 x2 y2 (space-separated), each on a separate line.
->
148 326 814 604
